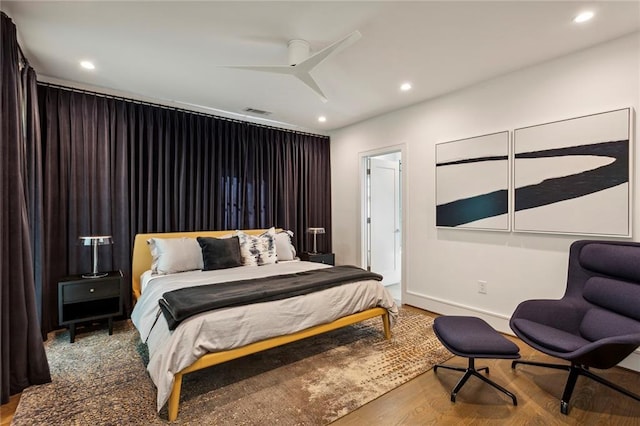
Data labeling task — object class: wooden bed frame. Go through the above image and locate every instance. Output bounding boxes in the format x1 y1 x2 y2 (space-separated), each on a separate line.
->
131 229 392 421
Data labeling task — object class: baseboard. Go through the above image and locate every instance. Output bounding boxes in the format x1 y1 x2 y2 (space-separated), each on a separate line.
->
404 290 512 333
403 290 640 373
619 351 640 371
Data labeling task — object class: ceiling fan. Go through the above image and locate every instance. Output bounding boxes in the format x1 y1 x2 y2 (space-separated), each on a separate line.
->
226 31 362 103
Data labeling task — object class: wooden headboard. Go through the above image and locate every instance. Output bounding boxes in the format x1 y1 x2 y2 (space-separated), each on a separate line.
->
131 229 272 300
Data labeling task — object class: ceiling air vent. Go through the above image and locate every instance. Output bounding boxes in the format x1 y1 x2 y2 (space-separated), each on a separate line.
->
243 107 272 116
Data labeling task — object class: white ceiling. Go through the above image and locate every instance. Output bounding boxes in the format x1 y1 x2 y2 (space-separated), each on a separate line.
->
2 1 639 133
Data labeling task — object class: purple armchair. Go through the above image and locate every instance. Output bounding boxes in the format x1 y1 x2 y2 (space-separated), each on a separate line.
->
510 240 640 414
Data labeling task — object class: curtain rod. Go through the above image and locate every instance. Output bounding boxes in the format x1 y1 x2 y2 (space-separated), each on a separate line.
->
17 44 28 67
3 11 29 67
37 81 329 140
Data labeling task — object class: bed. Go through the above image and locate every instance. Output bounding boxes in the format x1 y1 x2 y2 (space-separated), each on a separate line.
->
130 229 398 421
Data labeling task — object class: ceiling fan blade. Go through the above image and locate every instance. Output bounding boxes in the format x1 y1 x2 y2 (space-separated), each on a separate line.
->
222 30 361 102
294 72 328 103
228 64 326 102
295 30 362 72
224 65 296 76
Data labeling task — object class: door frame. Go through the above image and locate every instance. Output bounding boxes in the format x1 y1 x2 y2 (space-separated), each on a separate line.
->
358 144 407 294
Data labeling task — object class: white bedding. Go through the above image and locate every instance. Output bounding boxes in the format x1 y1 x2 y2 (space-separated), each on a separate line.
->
130 261 398 411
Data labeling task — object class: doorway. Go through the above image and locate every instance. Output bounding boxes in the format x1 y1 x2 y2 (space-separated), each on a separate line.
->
362 150 402 302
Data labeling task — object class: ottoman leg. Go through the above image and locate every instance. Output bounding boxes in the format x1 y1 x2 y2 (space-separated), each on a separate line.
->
435 358 517 405
433 316 520 407
451 370 473 402
472 369 518 405
434 364 467 374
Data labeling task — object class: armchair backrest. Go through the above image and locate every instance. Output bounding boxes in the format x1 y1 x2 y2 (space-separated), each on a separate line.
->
568 240 640 341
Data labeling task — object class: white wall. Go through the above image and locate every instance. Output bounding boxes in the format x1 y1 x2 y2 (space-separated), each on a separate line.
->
330 32 640 370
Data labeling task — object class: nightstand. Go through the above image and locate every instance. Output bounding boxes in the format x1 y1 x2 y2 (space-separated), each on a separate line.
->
58 270 124 343
300 252 335 266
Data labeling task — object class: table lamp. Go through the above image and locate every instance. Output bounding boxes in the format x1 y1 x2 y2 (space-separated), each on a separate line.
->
307 227 325 254
79 235 113 278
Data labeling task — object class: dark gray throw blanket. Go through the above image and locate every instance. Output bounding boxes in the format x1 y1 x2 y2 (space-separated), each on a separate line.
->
159 265 383 330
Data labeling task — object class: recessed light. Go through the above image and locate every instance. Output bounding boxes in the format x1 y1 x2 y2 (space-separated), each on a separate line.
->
318 116 327 123
573 11 594 23
80 60 95 70
400 82 412 91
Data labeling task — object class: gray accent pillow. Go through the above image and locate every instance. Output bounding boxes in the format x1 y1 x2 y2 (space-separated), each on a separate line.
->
147 237 204 274
197 236 243 271
275 230 297 261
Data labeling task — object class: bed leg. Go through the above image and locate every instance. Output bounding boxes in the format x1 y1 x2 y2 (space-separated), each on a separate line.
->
382 311 391 339
168 373 183 422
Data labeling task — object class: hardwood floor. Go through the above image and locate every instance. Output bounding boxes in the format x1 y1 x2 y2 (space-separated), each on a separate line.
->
335 306 640 425
2 306 639 425
0 394 20 426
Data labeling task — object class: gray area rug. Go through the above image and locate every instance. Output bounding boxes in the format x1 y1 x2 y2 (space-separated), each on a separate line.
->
13 307 450 425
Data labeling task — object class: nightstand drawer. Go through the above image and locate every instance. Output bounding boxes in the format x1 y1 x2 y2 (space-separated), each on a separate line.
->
58 271 124 342
62 280 120 303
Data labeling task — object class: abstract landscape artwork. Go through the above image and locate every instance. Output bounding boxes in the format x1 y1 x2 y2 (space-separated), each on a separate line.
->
513 108 632 236
436 131 510 231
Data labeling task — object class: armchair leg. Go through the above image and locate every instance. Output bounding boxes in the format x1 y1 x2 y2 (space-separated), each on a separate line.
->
512 360 640 415
560 368 579 415
512 359 570 372
580 367 640 402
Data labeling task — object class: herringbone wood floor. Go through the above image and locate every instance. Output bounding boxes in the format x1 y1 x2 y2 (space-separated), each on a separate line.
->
2 306 639 425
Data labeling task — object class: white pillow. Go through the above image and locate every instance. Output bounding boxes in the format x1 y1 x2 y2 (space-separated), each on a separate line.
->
147 237 204 274
236 228 277 266
275 230 297 261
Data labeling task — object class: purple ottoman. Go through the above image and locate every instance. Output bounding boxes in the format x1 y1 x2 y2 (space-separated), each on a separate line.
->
433 316 520 405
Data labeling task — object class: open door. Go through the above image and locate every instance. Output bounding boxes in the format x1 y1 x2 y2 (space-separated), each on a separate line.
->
366 154 401 288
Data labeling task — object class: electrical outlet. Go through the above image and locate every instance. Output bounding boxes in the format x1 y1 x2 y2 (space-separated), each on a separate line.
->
478 280 487 294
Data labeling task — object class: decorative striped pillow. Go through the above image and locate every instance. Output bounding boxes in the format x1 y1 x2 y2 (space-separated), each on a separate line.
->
236 228 277 266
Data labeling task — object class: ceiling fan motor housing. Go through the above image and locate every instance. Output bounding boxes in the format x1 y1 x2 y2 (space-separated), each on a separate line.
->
288 39 310 65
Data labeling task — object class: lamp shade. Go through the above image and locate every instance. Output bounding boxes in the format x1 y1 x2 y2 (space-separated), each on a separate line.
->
79 235 113 278
307 227 325 253
79 235 113 246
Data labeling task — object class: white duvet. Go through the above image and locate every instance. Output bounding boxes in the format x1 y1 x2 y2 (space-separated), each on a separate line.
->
130 261 398 411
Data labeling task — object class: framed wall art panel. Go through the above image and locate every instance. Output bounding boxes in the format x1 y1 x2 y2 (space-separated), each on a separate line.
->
436 131 510 231
513 108 632 237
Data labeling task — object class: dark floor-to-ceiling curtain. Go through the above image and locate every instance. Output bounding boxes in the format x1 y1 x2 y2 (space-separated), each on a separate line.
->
38 84 332 335
23 66 45 337
1 12 51 404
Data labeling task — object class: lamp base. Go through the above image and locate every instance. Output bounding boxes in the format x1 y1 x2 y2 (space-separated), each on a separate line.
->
82 272 108 279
